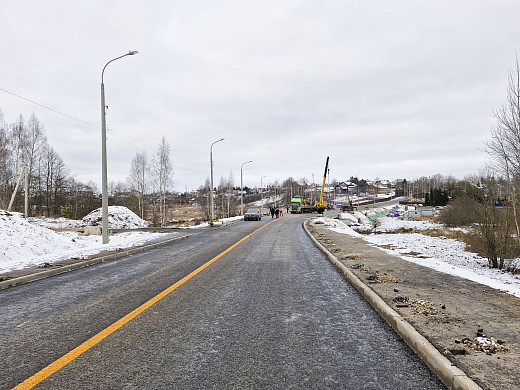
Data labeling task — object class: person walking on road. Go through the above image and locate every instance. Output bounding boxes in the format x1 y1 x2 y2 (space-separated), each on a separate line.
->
270 207 275 218
275 208 279 218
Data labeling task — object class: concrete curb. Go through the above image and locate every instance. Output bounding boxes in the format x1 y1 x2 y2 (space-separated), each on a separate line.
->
0 234 192 291
303 219 482 390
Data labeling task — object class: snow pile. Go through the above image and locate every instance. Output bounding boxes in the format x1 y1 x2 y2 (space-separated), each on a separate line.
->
82 206 149 229
1 210 82 271
315 215 520 298
0 209 166 273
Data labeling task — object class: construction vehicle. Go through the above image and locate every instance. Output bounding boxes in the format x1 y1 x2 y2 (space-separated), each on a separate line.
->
315 156 331 213
289 157 332 214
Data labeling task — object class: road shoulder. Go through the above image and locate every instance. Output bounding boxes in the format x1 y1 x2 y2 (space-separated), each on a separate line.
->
305 219 520 390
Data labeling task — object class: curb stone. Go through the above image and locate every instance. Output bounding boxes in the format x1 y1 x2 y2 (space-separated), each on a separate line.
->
0 234 192 291
303 219 482 390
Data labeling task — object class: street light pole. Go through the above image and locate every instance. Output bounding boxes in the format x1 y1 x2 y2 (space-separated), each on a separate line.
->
101 50 138 244
210 138 224 224
240 160 252 215
261 175 266 209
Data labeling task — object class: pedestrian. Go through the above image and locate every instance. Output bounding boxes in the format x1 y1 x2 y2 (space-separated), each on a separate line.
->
275 208 279 218
280 209 283 217
286 206 289 214
270 207 275 218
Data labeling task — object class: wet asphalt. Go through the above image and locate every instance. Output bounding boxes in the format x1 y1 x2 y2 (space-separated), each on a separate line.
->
0 214 445 389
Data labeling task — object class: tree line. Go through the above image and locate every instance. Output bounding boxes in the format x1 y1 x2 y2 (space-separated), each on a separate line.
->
0 110 173 223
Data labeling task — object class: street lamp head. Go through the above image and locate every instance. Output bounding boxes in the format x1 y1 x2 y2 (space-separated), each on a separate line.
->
128 50 139 55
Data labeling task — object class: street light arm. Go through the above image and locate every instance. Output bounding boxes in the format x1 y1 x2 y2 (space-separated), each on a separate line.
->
241 160 253 169
211 138 224 152
102 50 139 83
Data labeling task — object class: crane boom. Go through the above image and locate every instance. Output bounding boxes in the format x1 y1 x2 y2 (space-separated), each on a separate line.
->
318 156 329 207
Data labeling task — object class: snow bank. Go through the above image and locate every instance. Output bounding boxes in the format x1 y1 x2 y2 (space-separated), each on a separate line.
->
1 210 82 271
0 208 164 274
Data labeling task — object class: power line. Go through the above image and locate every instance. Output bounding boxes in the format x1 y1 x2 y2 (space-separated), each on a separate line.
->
0 86 145 152
0 87 99 128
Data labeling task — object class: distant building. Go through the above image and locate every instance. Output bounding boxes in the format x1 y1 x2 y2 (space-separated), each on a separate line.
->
334 182 357 195
407 207 434 218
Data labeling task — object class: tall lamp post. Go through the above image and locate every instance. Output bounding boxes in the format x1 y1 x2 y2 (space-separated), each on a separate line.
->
260 175 266 209
210 138 224 224
240 160 252 215
101 50 138 244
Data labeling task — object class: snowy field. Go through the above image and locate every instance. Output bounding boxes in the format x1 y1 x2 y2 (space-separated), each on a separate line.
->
314 205 520 298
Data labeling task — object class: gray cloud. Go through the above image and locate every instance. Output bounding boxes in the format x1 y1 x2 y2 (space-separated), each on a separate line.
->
1 1 517 190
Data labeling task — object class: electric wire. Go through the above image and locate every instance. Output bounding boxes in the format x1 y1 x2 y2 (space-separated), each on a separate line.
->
0 87 145 152
1 87 204 174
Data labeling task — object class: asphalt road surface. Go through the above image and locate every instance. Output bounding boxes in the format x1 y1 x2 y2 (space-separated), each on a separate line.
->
1 214 445 389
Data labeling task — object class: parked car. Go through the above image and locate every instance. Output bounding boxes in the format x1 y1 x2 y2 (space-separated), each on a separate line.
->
244 209 261 221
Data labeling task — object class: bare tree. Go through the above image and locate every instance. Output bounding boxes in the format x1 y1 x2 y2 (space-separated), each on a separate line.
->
153 137 173 226
0 110 12 208
24 114 47 216
128 151 148 218
486 58 520 243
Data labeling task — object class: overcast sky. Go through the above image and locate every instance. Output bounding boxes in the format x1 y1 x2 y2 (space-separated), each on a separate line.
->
2 1 520 191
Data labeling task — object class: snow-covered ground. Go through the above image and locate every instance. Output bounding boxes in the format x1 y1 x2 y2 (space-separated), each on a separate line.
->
0 207 246 274
1 208 168 273
314 205 520 298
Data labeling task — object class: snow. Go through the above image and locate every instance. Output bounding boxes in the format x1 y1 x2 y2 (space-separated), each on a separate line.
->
27 206 149 229
314 208 520 298
0 207 248 274
0 208 163 274
82 206 149 229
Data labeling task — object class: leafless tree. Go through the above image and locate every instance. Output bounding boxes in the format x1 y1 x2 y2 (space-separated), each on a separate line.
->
128 151 148 218
486 58 520 243
153 137 173 226
0 110 12 208
24 114 47 215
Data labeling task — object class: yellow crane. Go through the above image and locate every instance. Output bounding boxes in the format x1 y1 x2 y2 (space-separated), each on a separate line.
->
315 156 330 213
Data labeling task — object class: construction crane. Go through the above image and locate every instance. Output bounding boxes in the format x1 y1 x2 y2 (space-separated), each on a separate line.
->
315 156 330 213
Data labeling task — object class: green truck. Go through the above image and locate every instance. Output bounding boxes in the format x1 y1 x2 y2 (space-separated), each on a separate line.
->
289 197 322 213
289 197 303 213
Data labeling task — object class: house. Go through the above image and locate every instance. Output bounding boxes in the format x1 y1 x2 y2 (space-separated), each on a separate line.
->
368 182 390 195
334 182 357 195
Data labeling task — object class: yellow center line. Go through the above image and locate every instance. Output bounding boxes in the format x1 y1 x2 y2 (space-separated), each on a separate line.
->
13 219 278 390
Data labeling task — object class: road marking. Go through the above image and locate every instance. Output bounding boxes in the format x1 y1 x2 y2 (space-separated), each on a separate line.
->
12 220 277 390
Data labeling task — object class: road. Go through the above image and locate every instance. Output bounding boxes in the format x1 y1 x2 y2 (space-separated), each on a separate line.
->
0 214 445 389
